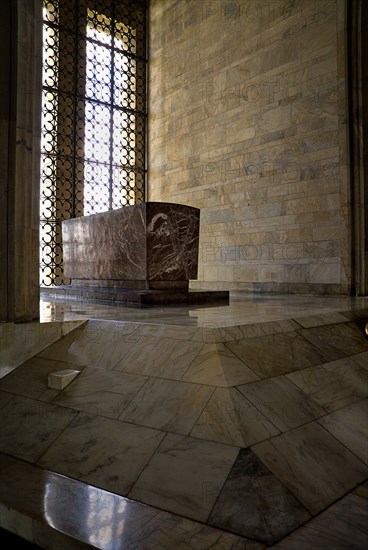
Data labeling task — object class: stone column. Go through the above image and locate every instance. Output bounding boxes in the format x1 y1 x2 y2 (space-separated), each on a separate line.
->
0 0 42 322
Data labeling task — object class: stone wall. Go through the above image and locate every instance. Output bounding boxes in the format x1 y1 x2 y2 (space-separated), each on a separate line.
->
148 0 350 293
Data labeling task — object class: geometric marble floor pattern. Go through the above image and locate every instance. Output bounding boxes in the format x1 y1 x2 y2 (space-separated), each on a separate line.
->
0 299 367 548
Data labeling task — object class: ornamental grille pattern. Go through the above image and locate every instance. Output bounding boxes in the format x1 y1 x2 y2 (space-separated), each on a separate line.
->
40 0 147 286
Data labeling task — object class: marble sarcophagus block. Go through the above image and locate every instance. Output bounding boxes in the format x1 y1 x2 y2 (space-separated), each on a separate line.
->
62 202 200 290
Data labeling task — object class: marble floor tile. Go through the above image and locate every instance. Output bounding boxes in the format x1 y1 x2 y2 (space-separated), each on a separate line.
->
273 493 368 549
113 334 203 380
129 433 238 522
226 332 327 379
209 449 310 544
125 515 264 550
339 308 368 321
354 481 368 500
191 324 241 344
2 296 366 548
0 356 83 402
297 323 368 361
0 452 17 471
231 319 300 341
53 367 146 419
0 396 77 463
318 399 368 465
0 390 13 410
181 343 260 387
293 312 349 328
237 376 325 431
252 422 368 514
287 357 368 411
39 320 139 370
190 387 279 447
345 318 368 336
133 322 200 341
120 377 214 435
352 351 368 369
37 413 164 495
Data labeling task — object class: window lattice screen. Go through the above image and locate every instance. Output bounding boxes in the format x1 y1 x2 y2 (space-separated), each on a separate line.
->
40 0 147 286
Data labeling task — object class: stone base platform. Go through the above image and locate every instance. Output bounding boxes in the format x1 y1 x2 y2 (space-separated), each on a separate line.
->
41 285 229 307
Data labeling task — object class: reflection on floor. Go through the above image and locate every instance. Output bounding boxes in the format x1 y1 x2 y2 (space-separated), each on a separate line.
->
0 294 367 549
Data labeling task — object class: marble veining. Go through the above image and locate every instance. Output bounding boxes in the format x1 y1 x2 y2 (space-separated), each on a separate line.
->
252 422 368 514
226 331 328 379
318 398 368 465
62 202 200 284
53 367 147 419
297 323 368 361
39 320 139 370
237 376 326 431
287 356 368 411
37 414 165 495
273 493 368 549
129 433 239 522
113 334 203 380
0 396 77 463
120 377 214 435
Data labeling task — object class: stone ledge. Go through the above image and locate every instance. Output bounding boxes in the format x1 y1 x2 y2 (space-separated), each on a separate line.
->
41 286 230 307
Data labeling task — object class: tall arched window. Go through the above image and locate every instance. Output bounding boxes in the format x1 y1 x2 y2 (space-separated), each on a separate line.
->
40 0 147 286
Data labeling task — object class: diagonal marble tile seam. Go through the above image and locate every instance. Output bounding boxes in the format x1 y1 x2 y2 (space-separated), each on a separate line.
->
290 309 367 328
294 322 368 362
188 387 281 450
224 322 368 381
127 432 240 524
299 415 368 472
234 385 282 435
116 377 217 436
250 420 368 516
316 401 368 466
25 402 81 465
49 366 148 421
234 377 329 432
221 333 328 381
269 490 368 549
272 374 331 414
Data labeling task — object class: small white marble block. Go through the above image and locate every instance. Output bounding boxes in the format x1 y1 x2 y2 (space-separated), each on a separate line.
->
48 369 80 390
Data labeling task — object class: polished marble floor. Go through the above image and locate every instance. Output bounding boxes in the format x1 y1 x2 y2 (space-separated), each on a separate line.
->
0 294 367 548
